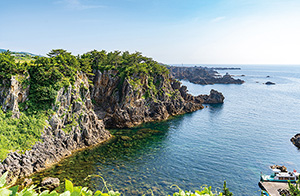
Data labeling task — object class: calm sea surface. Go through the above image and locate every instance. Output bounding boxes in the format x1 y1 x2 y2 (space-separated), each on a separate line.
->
33 65 300 195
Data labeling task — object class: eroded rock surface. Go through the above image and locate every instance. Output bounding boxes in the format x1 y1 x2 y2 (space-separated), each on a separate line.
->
91 70 224 128
0 73 111 182
0 75 29 118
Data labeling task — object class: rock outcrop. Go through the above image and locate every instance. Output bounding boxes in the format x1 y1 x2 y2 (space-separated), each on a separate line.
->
265 81 275 85
169 66 244 85
0 75 29 118
41 177 60 191
291 134 300 148
270 165 287 172
0 70 224 182
0 72 111 182
91 70 224 128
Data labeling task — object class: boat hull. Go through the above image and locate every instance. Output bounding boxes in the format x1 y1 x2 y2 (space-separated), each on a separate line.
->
260 174 297 183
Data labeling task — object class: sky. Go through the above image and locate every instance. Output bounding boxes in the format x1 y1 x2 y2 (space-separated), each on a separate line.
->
0 0 300 64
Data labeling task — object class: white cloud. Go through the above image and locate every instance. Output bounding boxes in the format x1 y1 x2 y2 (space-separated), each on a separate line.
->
57 0 104 10
211 16 226 23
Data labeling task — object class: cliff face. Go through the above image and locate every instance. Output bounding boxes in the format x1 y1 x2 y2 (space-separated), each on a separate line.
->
91 70 224 128
0 73 111 181
0 69 224 181
0 76 29 118
169 66 244 85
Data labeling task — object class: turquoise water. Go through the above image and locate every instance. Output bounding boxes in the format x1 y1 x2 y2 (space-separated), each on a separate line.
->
33 65 300 195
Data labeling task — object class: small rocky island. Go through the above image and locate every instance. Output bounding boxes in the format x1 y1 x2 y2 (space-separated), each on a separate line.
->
169 66 244 85
291 134 300 148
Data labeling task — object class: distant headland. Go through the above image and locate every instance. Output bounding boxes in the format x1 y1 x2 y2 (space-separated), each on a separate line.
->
169 66 244 85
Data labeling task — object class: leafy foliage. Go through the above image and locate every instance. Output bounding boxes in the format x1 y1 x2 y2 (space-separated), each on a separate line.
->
288 179 300 195
80 50 169 86
0 173 233 196
0 172 120 196
0 51 27 81
222 181 233 196
26 49 79 112
0 110 46 160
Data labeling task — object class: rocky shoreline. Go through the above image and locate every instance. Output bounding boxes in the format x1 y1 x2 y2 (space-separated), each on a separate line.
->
0 73 112 183
169 66 244 85
0 69 224 183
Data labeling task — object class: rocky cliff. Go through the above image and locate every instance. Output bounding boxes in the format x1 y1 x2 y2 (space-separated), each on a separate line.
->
0 75 29 118
169 66 244 85
0 70 224 182
91 70 224 128
0 73 111 182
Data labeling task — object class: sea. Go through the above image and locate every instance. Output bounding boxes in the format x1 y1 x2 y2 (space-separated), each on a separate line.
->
32 65 300 196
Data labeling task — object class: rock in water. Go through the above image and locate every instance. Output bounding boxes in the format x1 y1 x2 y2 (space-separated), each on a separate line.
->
41 177 60 191
291 134 300 148
265 81 275 85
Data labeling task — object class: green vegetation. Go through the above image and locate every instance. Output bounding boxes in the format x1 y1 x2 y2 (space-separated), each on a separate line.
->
0 49 39 63
80 50 169 96
0 172 233 196
0 51 27 81
288 179 300 195
0 111 46 160
0 49 170 159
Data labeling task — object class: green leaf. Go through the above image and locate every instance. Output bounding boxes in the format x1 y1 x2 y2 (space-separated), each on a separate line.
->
60 191 71 196
0 172 8 188
93 190 103 196
0 188 12 196
39 190 50 196
48 190 60 196
65 180 73 192
8 185 18 196
70 191 81 196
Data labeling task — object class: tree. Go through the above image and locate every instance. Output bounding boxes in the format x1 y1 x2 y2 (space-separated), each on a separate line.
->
222 181 233 196
47 49 69 57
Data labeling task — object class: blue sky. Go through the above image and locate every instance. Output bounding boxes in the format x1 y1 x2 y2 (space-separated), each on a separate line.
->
1 0 300 64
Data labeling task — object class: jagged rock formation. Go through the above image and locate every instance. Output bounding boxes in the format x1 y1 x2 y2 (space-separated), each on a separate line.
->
0 75 29 118
169 66 244 85
91 70 224 128
0 73 111 182
270 165 287 172
0 70 223 181
291 134 300 148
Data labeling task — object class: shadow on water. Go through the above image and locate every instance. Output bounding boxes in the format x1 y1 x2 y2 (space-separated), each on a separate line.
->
30 115 189 195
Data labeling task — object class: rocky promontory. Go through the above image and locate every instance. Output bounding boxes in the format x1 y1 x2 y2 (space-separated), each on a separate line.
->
0 50 225 183
91 70 224 128
169 66 244 85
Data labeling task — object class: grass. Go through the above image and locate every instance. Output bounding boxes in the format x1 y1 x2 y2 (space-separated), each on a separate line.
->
0 111 47 160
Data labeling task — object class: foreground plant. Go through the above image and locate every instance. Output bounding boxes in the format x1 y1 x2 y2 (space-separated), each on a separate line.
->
0 172 120 196
0 172 233 196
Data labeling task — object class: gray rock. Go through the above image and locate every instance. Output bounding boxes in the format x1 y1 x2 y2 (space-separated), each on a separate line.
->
41 177 60 191
291 134 300 148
